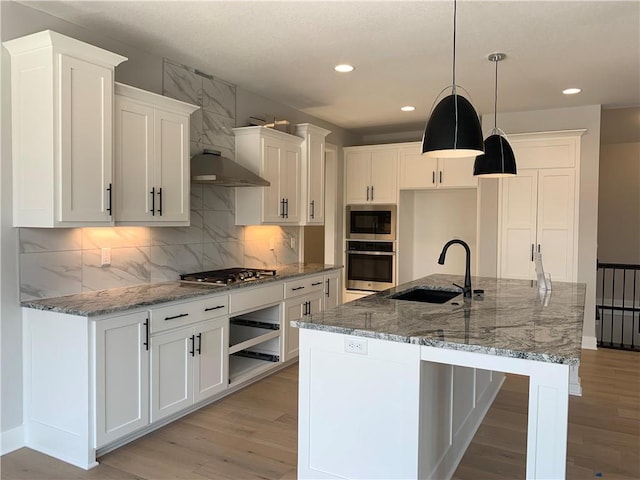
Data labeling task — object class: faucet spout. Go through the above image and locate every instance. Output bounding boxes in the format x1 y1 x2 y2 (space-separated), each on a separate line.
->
438 239 472 298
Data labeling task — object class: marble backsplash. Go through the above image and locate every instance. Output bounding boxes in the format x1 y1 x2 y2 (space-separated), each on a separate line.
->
19 185 300 300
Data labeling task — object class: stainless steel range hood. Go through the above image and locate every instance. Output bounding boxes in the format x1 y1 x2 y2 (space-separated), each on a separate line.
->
191 150 270 187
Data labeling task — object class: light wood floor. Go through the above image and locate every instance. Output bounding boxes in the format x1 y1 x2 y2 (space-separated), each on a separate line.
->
2 348 638 479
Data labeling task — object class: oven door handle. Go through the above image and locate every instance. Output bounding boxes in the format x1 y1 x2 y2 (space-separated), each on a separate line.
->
346 250 395 256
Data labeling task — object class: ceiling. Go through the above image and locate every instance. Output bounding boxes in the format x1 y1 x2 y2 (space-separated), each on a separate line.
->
18 1 640 135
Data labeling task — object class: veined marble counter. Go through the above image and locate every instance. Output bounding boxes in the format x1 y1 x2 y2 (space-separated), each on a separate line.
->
293 274 585 365
21 263 342 317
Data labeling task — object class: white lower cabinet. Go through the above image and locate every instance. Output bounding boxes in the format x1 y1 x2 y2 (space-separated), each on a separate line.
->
150 317 228 422
22 270 340 470
95 311 150 448
283 274 326 361
284 292 323 361
323 270 342 310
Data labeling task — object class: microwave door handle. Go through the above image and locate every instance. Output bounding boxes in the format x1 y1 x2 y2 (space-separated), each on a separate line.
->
346 250 395 256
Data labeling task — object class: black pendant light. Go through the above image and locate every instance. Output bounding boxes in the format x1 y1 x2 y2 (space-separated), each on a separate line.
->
473 53 517 177
422 0 484 158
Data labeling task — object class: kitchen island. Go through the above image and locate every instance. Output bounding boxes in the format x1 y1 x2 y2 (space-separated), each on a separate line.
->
293 274 586 480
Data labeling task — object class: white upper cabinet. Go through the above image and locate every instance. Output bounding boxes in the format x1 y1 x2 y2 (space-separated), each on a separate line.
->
114 83 198 226
234 126 303 225
4 30 127 227
344 146 398 204
498 130 584 283
399 142 477 190
296 124 331 225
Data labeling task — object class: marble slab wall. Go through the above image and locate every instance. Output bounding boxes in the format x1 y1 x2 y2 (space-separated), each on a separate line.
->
18 60 299 301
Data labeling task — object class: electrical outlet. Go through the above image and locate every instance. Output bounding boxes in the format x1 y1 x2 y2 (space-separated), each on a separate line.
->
344 337 367 355
290 237 296 249
100 247 111 267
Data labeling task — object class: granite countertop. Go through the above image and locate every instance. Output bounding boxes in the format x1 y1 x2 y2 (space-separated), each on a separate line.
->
293 274 586 365
21 263 342 317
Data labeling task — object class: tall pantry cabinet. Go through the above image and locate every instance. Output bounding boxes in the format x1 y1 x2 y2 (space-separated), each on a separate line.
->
498 130 585 282
4 30 127 227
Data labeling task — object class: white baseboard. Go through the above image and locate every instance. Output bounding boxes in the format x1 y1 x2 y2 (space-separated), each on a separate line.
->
582 335 597 350
1 425 24 455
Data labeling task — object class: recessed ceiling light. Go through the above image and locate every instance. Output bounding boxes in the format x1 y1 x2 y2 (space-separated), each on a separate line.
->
563 87 582 95
334 64 354 73
401 106 416 112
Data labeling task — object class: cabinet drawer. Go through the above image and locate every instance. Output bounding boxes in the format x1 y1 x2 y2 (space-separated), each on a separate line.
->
198 295 229 319
150 301 203 334
229 283 283 314
285 275 325 299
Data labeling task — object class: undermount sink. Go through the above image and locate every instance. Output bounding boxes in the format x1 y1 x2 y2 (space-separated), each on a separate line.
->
391 287 461 304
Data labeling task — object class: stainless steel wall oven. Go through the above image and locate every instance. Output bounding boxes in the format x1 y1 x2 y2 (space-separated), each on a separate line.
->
346 240 396 291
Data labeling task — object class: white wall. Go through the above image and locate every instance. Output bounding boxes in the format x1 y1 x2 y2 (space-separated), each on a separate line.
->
598 107 640 264
477 105 601 349
1 18 24 452
398 189 478 283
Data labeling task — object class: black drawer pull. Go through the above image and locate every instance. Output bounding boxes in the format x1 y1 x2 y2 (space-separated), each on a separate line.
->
164 313 189 321
196 333 202 355
204 305 225 312
311 281 323 286
291 286 305 291
143 318 149 351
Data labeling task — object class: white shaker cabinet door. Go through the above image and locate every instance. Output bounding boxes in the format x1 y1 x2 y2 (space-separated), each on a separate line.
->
155 109 190 223
324 271 342 311
150 327 194 422
438 157 478 188
306 132 326 224
369 150 399 203
499 170 538 280
536 168 576 282
95 312 149 447
193 318 229 404
114 98 154 222
59 55 114 223
345 151 371 204
262 138 285 222
282 145 301 223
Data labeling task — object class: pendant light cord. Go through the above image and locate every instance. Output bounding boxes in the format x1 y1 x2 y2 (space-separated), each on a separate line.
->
493 55 498 131
452 0 457 90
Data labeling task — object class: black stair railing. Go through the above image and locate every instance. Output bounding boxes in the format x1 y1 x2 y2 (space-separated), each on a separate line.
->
596 261 640 351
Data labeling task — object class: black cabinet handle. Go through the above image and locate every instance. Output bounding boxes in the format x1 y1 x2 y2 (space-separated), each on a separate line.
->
302 301 307 316
366 186 370 201
280 198 285 218
196 333 202 355
531 243 534 261
310 200 315 219
157 187 163 216
432 171 435 184
326 278 330 297
164 313 189 321
204 305 225 312
150 187 155 216
143 318 149 351
285 199 289 218
439 171 443 184
292 286 305 291
311 281 323 286
371 185 374 200
189 335 195 357
537 244 541 253
106 183 113 215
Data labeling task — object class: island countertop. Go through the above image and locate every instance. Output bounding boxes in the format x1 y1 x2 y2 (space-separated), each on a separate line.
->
293 274 586 365
21 263 342 317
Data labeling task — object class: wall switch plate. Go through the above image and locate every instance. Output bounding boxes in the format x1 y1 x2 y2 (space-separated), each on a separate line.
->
344 337 367 355
100 247 111 267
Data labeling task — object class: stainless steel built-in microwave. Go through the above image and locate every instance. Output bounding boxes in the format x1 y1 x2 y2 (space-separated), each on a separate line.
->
346 204 396 241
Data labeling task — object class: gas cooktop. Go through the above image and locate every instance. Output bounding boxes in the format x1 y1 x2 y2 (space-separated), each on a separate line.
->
180 267 277 285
